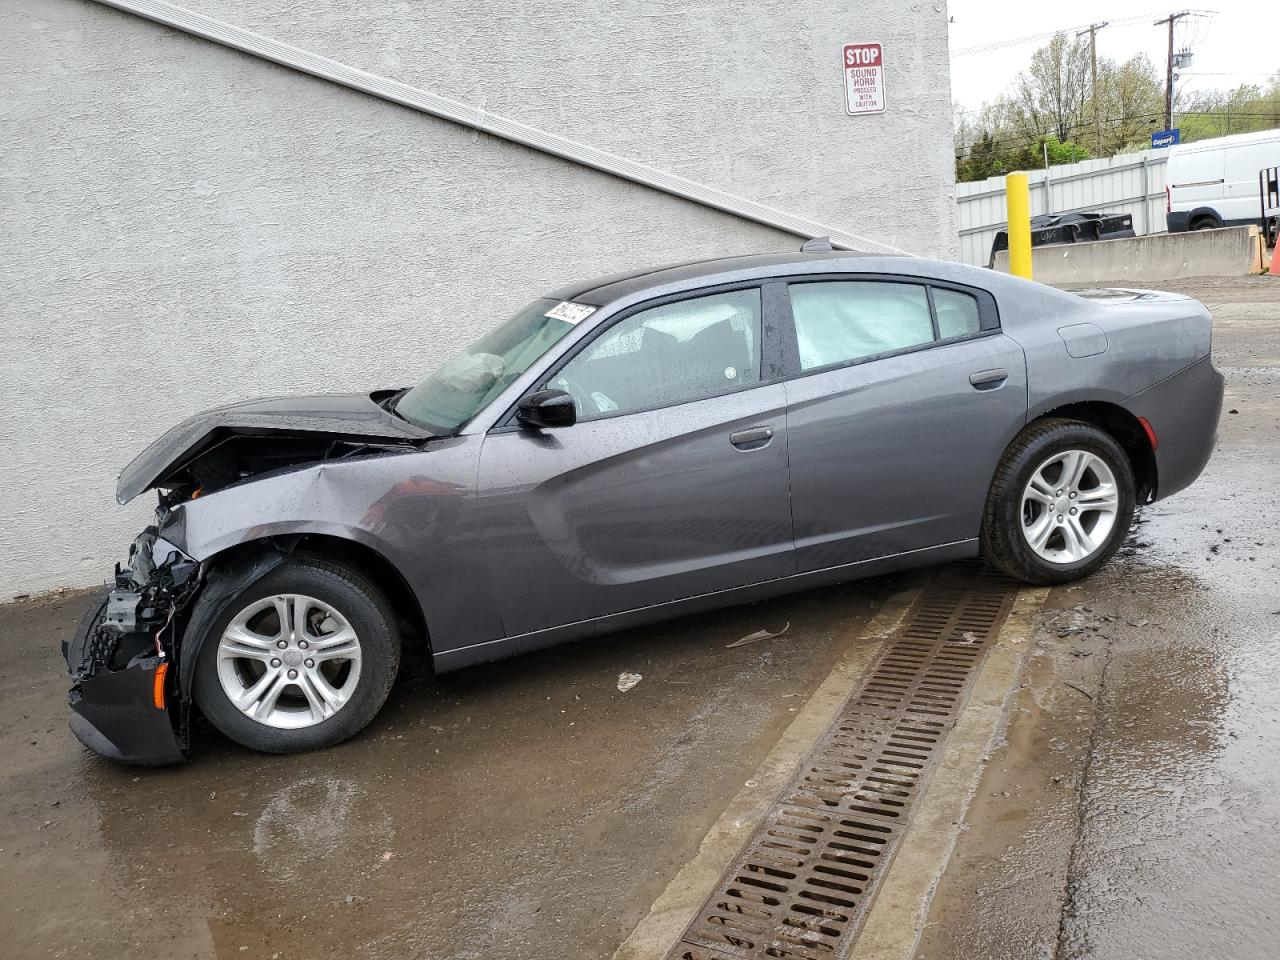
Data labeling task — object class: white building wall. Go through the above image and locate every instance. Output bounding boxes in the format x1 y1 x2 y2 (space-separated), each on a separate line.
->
1 0 956 597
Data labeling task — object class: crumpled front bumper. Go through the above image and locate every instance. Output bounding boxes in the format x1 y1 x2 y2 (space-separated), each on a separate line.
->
67 650 187 765
63 529 198 765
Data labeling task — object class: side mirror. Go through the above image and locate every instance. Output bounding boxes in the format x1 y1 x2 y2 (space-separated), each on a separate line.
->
516 388 577 429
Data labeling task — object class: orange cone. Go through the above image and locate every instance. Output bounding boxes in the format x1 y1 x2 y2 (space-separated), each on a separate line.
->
1271 241 1280 276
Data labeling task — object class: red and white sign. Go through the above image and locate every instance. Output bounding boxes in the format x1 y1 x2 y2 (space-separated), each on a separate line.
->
843 42 885 115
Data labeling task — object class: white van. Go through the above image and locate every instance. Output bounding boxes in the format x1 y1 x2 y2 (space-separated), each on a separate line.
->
1165 128 1280 232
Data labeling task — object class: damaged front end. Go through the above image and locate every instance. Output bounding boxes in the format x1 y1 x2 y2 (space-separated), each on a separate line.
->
64 527 200 765
68 391 432 764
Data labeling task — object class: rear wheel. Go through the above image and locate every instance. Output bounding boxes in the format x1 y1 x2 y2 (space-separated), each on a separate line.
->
193 559 400 754
1190 218 1218 231
981 419 1136 585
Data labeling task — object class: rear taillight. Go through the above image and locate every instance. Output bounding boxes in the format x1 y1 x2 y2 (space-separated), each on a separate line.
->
1165 185 1171 214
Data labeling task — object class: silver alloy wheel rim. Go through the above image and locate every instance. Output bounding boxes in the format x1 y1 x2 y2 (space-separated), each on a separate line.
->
216 594 362 730
1020 449 1120 564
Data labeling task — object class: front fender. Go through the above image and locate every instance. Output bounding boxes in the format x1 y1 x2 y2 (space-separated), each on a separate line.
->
160 439 502 658
176 549 289 699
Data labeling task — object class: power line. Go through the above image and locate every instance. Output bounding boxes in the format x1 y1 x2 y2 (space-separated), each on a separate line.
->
952 12 1174 56
957 110 1277 154
953 110 1280 158
1182 71 1276 78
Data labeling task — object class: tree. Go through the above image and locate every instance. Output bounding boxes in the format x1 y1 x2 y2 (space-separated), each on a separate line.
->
1044 137 1091 165
950 37 1278 182
1091 54 1164 153
1179 80 1280 142
1011 32 1092 143
957 130 1003 182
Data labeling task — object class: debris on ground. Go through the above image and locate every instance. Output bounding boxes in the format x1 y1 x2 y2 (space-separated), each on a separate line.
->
1063 681 1094 701
616 672 643 692
725 622 791 648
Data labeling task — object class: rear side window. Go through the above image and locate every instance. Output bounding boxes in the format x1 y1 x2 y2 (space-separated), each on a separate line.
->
933 288 982 339
553 288 761 420
789 281 933 371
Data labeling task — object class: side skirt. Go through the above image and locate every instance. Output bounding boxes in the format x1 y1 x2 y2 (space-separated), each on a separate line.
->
431 539 979 673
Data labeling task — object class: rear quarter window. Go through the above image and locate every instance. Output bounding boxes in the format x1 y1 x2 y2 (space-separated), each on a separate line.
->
933 288 982 339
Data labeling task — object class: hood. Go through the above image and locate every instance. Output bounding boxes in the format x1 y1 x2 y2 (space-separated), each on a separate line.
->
116 392 431 504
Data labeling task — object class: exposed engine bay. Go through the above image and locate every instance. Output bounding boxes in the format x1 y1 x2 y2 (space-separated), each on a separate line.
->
152 431 416 505
114 391 432 504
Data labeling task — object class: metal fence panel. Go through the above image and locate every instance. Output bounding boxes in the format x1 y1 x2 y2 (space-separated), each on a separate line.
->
956 149 1170 265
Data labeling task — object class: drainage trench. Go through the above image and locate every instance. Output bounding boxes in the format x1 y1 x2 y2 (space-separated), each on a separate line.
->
667 563 1020 960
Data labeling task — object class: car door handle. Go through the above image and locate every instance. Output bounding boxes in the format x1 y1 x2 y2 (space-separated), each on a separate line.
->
729 426 775 450
969 368 1009 390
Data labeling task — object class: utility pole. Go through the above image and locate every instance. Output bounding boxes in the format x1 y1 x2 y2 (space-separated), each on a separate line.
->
1076 21 1108 154
1154 11 1192 132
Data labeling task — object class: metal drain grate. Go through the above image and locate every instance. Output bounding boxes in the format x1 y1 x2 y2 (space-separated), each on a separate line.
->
667 562 1019 960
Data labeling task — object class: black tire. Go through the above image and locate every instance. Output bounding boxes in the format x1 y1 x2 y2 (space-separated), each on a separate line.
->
1190 218 1218 231
65 590 109 664
193 558 400 754
981 418 1135 585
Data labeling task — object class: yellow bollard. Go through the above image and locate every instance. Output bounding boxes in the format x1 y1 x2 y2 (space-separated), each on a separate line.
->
1005 172 1033 280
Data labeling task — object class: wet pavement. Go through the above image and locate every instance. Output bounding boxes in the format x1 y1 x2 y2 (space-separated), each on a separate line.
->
917 276 1280 960
3 276 1277 959
0 563 896 960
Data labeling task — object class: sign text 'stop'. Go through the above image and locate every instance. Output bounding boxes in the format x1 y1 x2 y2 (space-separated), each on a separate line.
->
842 43 886 116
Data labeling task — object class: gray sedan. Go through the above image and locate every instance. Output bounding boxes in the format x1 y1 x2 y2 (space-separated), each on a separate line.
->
64 247 1223 762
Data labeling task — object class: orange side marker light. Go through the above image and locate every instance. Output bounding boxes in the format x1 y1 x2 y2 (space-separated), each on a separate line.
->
153 661 170 710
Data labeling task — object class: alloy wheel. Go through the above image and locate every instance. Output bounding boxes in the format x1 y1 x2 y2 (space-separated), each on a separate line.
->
215 594 363 729
1020 449 1120 564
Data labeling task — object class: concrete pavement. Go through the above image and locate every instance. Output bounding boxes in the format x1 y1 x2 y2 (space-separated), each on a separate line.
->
0 561 898 959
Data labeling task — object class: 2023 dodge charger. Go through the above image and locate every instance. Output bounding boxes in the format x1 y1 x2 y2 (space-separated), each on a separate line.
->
64 248 1223 763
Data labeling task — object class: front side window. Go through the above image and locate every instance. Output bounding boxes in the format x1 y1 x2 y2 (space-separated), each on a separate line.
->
789 281 934 371
551 289 762 420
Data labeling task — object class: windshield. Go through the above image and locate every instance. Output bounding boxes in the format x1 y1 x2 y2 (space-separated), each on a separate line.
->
393 298 585 433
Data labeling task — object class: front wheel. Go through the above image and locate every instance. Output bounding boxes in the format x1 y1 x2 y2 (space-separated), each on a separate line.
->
193 559 400 754
981 419 1136 585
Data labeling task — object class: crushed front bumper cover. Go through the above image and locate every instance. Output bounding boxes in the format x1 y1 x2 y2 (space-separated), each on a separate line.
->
63 529 199 765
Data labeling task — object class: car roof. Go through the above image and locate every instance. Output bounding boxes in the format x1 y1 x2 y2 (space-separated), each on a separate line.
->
549 250 896 305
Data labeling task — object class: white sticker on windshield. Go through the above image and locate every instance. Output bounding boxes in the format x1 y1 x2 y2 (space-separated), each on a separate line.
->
545 301 597 325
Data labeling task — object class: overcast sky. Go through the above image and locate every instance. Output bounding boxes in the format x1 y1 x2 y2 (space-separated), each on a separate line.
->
948 1 1274 117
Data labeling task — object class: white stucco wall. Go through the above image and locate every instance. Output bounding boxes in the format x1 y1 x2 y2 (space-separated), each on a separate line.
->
1 0 955 597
